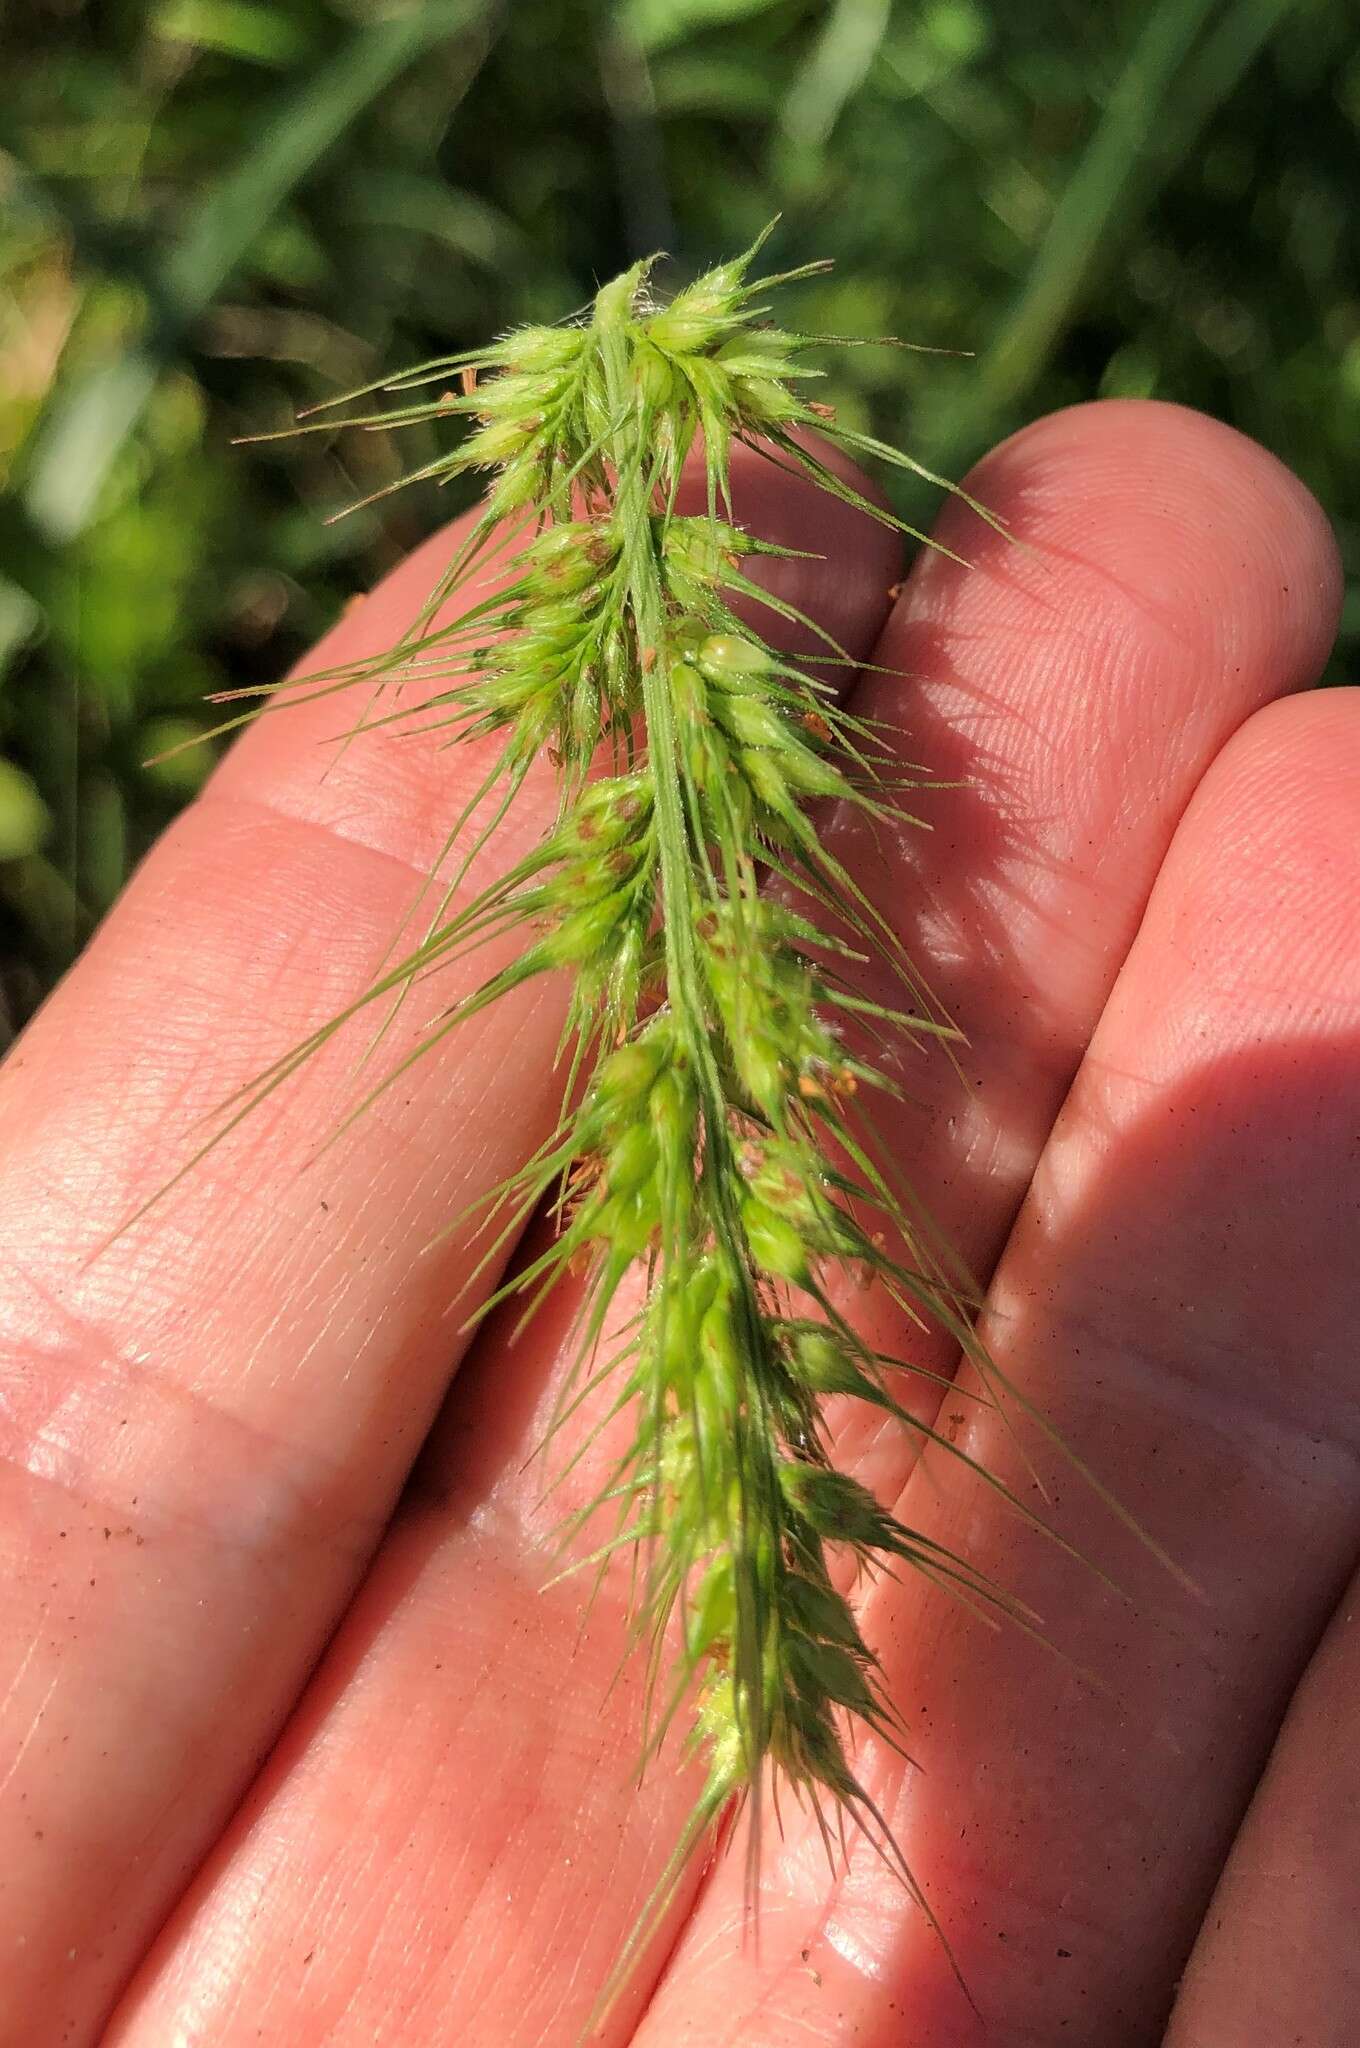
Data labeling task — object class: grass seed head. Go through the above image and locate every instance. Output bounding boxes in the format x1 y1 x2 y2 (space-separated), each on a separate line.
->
213 227 1093 2034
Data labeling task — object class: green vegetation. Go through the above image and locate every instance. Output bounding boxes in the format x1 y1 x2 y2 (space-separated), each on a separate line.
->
1 0 1356 1037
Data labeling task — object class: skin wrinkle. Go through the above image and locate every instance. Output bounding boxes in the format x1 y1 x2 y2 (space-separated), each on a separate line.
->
0 1335 371 1606
3 1143 459 1560
198 742 570 974
202 783 468 892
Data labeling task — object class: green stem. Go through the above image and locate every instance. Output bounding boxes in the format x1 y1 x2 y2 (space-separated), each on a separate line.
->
595 286 721 1117
596 291 776 1783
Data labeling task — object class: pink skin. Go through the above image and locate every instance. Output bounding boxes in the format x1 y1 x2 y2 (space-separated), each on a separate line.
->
0 401 1350 2047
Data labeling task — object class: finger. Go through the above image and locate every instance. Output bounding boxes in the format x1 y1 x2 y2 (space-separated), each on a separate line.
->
639 686 1360 2046
0 448 895 2045
809 395 1341 1480
1163 1566 1359 2048
105 405 1340 2048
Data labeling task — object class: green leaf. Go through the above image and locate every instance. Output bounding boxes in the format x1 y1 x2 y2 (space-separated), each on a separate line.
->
154 0 310 66
625 0 787 58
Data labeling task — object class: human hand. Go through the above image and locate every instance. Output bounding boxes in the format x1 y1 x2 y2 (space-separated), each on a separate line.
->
0 399 1352 2047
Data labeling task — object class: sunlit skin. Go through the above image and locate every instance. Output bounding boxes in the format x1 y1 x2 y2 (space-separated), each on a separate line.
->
0 399 1355 2048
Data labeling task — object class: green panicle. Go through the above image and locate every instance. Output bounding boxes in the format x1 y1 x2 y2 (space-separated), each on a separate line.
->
206 229 1138 2036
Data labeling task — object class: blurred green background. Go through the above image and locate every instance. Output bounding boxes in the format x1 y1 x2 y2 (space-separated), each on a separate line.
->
2 0 1357 1040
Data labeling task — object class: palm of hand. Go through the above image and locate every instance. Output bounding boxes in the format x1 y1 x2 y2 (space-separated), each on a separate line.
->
0 400 1354 2048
